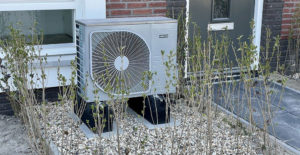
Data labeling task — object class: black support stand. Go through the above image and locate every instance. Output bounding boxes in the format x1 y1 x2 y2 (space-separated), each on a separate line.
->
128 94 170 124
75 94 113 133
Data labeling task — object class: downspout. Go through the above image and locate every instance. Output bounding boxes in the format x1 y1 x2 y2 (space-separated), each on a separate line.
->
252 0 264 70
184 0 190 78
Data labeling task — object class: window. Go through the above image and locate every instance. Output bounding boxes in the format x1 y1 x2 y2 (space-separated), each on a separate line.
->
212 0 230 21
0 0 105 56
0 10 73 45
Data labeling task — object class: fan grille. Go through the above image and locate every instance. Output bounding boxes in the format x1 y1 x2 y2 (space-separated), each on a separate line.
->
91 31 150 95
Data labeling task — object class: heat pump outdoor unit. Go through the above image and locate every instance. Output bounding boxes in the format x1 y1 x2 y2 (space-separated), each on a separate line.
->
76 17 178 102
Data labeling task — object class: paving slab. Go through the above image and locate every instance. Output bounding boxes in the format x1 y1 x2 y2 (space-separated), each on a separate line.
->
213 80 300 151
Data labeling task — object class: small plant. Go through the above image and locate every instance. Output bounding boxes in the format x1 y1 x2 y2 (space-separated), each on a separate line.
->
0 23 48 154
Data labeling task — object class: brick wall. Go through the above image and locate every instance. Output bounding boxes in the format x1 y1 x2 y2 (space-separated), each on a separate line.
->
0 87 60 116
260 0 284 71
106 0 167 18
281 0 300 73
260 0 300 74
0 94 13 115
281 0 300 39
166 0 186 18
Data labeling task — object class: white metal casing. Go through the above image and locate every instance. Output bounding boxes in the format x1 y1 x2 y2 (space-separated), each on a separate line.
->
76 17 178 102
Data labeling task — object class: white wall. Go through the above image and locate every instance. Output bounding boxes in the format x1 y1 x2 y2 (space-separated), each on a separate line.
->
0 0 106 91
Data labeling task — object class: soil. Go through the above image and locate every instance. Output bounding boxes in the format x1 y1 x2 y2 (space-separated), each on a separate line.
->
0 115 32 155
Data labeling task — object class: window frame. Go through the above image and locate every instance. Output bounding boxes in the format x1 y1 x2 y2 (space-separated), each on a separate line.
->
0 0 106 57
211 0 231 23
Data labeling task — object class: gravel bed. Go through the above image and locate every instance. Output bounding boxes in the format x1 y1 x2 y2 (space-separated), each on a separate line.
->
35 100 271 155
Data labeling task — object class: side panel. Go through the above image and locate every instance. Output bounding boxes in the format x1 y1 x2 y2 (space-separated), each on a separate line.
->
76 23 85 97
151 22 178 94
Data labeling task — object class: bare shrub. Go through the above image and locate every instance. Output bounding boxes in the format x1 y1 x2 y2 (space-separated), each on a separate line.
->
0 15 294 155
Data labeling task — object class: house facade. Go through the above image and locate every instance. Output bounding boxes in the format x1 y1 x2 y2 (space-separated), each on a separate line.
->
0 0 298 115
0 0 107 115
